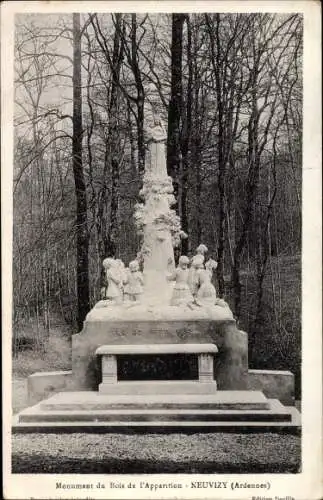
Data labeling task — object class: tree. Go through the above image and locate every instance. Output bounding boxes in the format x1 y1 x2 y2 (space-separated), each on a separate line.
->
14 16 77 330
230 14 301 320
72 13 90 329
167 14 185 213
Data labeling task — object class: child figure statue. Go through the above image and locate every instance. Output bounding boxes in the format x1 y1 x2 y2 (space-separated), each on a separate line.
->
196 244 208 258
188 254 205 297
205 258 218 278
103 258 123 305
196 258 218 306
115 259 128 299
169 256 194 306
124 260 144 302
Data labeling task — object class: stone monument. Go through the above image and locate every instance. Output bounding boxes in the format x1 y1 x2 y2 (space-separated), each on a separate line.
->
13 107 300 433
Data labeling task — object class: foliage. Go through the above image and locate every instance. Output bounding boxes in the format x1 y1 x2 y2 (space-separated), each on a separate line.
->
12 315 72 376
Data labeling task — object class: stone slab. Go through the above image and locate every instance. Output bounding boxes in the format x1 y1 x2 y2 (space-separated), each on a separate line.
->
87 302 234 322
27 370 73 406
247 369 295 405
96 343 218 355
72 319 248 391
18 399 290 423
12 406 301 435
98 380 218 395
38 390 270 411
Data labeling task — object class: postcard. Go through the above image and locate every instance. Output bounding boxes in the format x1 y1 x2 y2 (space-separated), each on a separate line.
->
2 1 322 499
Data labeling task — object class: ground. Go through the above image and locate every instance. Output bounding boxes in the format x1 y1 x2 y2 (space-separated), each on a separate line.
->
12 431 301 474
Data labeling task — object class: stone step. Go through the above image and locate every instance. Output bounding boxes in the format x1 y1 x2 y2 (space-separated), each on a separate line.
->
18 407 291 424
39 390 270 412
12 407 301 434
98 380 218 395
19 399 290 424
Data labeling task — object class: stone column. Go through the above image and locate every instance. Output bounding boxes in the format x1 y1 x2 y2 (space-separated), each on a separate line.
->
101 355 117 384
198 353 214 382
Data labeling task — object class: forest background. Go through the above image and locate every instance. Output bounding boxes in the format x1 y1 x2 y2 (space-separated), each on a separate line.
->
12 12 302 397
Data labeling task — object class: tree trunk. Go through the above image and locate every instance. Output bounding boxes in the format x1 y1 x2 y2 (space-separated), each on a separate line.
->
205 13 226 296
167 13 185 211
131 14 146 177
105 14 123 259
73 13 90 330
215 14 225 297
180 14 192 255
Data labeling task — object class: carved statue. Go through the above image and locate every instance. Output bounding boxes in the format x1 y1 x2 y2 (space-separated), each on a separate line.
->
133 104 182 305
146 114 167 143
93 96 233 316
196 244 208 257
103 258 123 305
169 256 194 306
115 259 127 297
195 269 217 306
124 260 144 302
196 259 217 307
188 254 205 297
205 258 218 277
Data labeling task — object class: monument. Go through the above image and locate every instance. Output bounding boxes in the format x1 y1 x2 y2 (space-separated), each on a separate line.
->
13 107 300 433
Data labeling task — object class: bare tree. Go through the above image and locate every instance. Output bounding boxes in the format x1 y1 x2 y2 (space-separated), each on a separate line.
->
73 13 90 329
167 14 185 212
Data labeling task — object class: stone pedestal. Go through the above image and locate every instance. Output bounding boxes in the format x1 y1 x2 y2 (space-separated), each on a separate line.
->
72 315 248 392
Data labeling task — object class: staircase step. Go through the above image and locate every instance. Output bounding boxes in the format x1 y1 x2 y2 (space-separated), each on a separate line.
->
13 390 301 434
12 407 301 434
19 399 290 423
39 390 270 412
98 380 218 395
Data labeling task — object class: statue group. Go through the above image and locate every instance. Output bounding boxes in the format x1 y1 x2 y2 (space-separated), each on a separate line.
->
102 244 227 310
100 109 227 311
102 258 144 304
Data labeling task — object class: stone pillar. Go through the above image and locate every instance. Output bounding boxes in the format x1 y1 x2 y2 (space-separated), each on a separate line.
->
198 353 214 382
101 355 117 384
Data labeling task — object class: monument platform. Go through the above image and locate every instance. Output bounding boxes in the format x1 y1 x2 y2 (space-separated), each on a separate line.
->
13 390 300 433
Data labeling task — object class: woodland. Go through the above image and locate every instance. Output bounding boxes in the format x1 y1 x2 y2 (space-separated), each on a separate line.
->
13 13 302 394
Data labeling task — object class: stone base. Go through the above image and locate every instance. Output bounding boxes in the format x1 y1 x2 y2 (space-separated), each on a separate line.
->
247 369 295 405
12 411 301 434
26 367 297 408
13 390 301 434
27 370 73 406
98 380 218 395
72 318 248 392
37 390 270 411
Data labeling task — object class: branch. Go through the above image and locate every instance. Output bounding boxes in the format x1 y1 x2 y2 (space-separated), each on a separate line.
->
14 134 72 192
